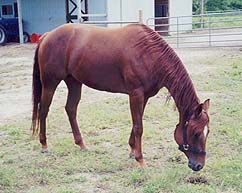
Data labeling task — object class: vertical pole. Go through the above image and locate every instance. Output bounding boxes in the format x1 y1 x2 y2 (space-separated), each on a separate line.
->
77 0 82 23
84 0 88 21
177 17 179 48
139 10 143 23
66 0 70 23
200 0 204 29
17 0 23 44
120 0 123 27
208 15 211 47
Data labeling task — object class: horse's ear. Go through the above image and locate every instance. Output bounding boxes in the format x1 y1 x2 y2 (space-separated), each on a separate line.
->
202 99 210 112
194 104 203 118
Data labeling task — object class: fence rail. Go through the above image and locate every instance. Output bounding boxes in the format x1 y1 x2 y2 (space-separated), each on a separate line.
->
82 20 139 25
147 11 242 48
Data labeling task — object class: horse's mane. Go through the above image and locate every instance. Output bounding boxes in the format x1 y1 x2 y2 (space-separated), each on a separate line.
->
134 24 200 116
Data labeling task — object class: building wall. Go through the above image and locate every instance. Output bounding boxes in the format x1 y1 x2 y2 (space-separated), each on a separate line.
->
88 0 107 22
169 0 193 32
21 0 66 34
107 0 154 27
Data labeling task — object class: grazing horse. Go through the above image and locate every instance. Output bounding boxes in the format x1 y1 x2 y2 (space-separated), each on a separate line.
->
31 23 210 171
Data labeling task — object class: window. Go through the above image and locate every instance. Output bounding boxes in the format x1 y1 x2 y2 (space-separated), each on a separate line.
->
1 5 13 16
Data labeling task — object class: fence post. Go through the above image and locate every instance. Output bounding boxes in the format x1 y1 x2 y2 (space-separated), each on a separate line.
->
77 0 82 23
17 0 23 44
208 15 212 47
177 17 179 48
200 0 204 29
139 10 143 24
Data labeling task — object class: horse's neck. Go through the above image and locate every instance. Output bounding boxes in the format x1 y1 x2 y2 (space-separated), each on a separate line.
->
157 56 199 121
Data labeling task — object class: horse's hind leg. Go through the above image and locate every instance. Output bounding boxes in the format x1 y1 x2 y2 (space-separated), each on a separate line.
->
64 76 86 150
39 81 60 153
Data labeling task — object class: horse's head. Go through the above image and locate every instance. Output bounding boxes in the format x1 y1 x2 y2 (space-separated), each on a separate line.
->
174 99 210 171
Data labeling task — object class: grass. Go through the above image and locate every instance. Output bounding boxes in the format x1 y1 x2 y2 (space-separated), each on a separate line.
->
0 49 242 193
192 14 242 29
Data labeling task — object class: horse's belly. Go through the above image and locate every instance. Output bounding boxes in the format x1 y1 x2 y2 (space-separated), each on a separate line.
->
73 63 127 94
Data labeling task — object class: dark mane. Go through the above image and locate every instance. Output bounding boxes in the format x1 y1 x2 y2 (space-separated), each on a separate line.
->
135 24 200 117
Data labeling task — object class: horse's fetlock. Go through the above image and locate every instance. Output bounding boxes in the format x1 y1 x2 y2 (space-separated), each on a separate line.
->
40 138 47 145
135 154 143 162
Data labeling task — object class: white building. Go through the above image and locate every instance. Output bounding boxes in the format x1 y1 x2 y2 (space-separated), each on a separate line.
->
0 0 192 36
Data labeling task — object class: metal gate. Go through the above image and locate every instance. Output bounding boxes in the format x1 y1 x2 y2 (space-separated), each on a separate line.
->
147 11 242 48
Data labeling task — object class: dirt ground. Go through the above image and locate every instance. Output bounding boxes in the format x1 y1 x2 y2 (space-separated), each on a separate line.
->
0 43 122 126
0 42 241 193
0 43 241 126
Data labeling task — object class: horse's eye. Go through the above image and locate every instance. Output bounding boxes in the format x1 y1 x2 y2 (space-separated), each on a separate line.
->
194 132 201 138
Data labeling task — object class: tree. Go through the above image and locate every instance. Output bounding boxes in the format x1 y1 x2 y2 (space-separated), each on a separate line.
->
229 0 242 9
206 0 229 11
193 0 242 13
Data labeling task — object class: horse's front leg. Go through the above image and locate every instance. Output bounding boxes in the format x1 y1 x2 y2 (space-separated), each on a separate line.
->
129 89 146 167
129 96 148 159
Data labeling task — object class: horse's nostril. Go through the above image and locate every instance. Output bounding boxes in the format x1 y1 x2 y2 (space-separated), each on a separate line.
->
196 164 203 171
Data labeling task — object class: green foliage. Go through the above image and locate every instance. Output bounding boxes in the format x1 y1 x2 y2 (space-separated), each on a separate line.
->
193 0 201 14
193 0 242 13
206 0 230 11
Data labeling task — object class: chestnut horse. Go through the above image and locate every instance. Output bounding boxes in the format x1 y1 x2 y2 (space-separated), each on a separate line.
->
31 24 210 171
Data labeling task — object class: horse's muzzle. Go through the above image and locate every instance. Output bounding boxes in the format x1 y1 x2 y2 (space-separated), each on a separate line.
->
188 161 203 171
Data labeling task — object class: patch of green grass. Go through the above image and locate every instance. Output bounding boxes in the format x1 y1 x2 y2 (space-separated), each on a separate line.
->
0 168 16 193
193 14 242 29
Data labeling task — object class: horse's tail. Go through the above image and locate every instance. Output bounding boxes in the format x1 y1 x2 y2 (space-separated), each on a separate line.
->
31 43 42 136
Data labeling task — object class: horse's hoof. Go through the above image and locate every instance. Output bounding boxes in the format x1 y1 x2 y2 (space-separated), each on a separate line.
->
41 149 50 154
80 148 89 152
137 160 147 168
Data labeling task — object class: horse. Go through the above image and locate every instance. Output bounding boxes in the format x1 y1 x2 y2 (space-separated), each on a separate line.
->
31 23 210 171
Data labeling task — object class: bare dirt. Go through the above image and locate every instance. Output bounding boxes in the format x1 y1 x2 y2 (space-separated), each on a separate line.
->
0 44 34 126
0 43 241 126
0 43 122 126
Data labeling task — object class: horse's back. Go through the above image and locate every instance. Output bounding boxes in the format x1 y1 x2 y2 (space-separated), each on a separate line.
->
38 24 153 93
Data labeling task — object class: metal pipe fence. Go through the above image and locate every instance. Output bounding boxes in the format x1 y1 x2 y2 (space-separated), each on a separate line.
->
80 10 142 27
147 11 242 48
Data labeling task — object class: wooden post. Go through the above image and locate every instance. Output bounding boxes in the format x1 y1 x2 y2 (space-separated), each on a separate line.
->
139 10 143 24
17 0 24 44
